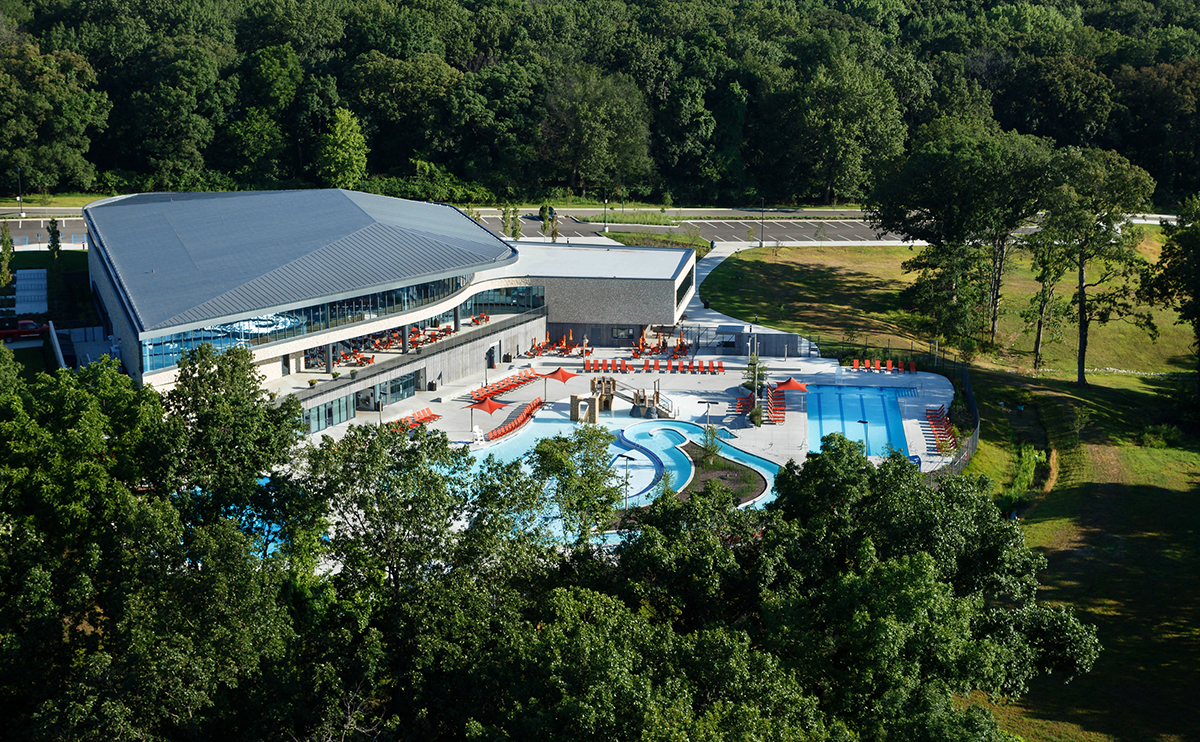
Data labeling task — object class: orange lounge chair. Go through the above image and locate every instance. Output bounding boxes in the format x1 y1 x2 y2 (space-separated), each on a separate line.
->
886 360 893 373
642 359 649 372
853 359 860 371
718 360 725 373
708 360 715 373
873 360 881 372
654 359 660 372
910 361 916 373
601 359 608 372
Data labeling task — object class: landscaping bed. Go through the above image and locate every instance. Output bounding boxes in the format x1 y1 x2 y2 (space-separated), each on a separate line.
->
678 442 766 505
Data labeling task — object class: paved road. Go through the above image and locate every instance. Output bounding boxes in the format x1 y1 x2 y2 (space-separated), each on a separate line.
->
480 215 905 244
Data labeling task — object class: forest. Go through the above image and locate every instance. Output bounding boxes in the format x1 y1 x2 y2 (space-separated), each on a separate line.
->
4 0 1200 206
0 343 1100 740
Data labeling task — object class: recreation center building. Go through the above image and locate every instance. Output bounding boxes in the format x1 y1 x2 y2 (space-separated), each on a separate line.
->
84 189 696 432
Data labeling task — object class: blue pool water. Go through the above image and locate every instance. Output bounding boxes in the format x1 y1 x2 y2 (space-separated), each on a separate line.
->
470 405 781 512
807 385 909 456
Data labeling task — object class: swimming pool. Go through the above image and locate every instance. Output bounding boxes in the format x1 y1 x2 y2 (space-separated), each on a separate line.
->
807 385 909 456
469 406 781 510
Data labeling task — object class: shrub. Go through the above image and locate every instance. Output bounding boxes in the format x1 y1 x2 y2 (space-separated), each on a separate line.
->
748 406 763 427
1141 423 1184 449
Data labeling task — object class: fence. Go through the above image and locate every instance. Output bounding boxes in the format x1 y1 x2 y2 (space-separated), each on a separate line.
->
815 337 980 479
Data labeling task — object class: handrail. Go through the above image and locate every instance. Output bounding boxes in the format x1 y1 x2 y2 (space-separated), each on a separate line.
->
284 306 547 406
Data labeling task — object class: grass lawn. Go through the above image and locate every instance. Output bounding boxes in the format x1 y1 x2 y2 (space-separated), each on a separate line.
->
704 244 1200 741
0 193 105 208
609 230 712 257
706 243 1195 377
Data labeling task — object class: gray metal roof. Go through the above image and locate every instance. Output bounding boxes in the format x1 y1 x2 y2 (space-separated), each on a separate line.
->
85 190 514 334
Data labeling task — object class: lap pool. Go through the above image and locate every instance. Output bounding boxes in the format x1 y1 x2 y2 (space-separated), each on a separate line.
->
806 385 910 456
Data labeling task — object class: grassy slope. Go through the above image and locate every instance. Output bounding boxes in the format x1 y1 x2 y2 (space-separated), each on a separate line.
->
705 244 1200 742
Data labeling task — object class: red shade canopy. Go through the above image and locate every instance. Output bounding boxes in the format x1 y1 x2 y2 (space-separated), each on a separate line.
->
465 397 510 414
539 367 579 383
773 377 809 391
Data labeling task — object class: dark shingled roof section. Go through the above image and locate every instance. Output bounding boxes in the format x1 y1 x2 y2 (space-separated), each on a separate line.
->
86 189 513 333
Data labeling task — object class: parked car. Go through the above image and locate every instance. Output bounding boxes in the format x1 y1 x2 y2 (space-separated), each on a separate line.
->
0 319 49 343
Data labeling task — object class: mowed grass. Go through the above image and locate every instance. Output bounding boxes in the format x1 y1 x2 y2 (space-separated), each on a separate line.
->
0 192 105 208
704 244 922 352
703 244 1200 741
985 375 1200 742
705 242 1195 376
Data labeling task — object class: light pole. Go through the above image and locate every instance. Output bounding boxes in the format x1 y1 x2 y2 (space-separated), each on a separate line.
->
17 167 24 218
759 196 764 248
857 419 870 457
617 453 634 509
603 187 608 233
701 400 713 427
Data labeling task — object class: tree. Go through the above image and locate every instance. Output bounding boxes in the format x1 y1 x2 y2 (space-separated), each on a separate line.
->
0 221 13 287
157 344 304 530
1041 148 1157 386
531 424 622 548
743 353 769 395
0 352 291 740
542 64 653 193
777 52 906 205
1019 226 1074 368
869 118 1056 344
0 42 110 191
760 434 1099 739
47 217 59 260
1144 194 1200 400
315 107 368 189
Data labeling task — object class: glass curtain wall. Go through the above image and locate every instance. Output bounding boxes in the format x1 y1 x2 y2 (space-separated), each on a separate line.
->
142 275 470 372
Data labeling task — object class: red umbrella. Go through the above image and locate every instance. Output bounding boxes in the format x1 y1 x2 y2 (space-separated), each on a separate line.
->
465 396 510 429
773 377 808 391
538 366 579 398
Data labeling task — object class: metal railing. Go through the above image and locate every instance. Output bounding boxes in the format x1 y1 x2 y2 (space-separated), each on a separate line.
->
286 306 547 406
813 338 980 478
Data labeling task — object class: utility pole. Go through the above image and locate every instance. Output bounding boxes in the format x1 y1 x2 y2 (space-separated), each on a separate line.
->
759 196 764 248
603 187 608 233
17 167 24 218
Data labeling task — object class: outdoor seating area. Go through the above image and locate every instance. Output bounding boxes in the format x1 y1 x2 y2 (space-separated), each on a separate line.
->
528 330 590 357
387 408 443 432
926 404 958 451
485 397 544 441
629 329 691 359
583 357 727 374
850 359 916 373
734 394 755 415
766 387 786 423
472 369 538 400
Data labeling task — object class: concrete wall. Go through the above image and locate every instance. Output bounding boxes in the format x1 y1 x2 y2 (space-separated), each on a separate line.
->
534 251 694 327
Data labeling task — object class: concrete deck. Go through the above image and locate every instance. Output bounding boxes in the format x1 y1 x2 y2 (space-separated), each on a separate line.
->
302 238 957 473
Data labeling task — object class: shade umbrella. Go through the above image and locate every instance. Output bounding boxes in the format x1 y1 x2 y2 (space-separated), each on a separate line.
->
465 395 510 431
773 377 808 391
569 328 573 343
538 366 580 399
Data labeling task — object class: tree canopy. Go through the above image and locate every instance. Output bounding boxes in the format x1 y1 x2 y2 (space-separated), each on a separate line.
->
4 0 1200 203
0 346 1099 742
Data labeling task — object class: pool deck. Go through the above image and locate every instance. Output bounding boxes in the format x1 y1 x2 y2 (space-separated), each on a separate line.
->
307 350 956 473
304 237 956 473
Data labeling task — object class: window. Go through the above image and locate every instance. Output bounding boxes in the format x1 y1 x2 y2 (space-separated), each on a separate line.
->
612 327 635 339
